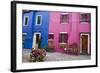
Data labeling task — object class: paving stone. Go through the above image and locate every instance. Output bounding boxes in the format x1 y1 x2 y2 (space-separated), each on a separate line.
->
22 49 91 63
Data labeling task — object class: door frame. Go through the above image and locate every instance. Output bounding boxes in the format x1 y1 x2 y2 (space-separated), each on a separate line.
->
32 32 41 49
80 33 90 54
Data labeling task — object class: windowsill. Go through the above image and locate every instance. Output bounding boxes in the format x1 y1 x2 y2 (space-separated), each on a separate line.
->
59 32 67 34
59 43 66 44
48 39 54 41
48 39 54 40
35 24 41 26
59 43 67 48
49 33 54 34
80 22 90 25
22 33 27 35
23 25 28 26
61 23 69 24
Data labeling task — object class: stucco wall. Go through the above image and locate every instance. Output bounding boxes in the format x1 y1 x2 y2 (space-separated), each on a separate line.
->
33 11 49 48
22 11 49 49
49 12 91 52
22 11 34 48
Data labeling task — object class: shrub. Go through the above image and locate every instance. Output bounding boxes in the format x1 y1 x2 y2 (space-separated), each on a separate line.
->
30 49 46 62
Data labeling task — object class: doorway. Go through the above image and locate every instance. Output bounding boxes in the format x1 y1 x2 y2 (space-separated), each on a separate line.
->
32 32 41 49
80 33 90 55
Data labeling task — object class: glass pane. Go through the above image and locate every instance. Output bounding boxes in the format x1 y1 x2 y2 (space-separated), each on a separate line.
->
25 17 28 25
81 13 90 22
37 16 41 24
59 34 68 43
48 34 54 39
61 15 68 23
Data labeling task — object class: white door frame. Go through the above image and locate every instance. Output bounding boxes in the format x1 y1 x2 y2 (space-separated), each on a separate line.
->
32 32 41 49
80 33 90 54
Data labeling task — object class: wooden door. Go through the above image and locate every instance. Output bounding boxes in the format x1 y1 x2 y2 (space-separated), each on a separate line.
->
81 35 88 54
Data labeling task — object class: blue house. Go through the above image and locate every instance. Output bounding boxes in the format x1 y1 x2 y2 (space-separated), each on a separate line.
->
22 10 49 49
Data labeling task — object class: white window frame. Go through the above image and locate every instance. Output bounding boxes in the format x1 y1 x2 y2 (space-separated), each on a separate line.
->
23 16 29 26
35 15 42 25
49 33 54 35
22 33 27 35
60 32 68 34
60 13 69 24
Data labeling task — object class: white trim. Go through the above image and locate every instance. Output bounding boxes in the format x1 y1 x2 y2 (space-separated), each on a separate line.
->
80 37 82 53
49 33 54 34
35 15 42 25
22 33 27 35
80 13 88 14
59 42 66 44
49 33 54 35
61 12 69 15
60 32 67 34
32 32 41 49
23 16 29 26
61 22 69 24
81 22 89 24
80 33 90 54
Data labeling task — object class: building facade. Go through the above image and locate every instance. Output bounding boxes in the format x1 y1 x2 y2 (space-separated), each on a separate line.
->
22 11 91 55
48 12 91 55
22 11 49 49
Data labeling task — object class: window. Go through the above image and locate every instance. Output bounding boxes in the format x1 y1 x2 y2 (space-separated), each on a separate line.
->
80 13 91 22
48 33 54 39
24 16 29 26
59 33 68 43
36 15 42 25
60 14 69 23
22 33 27 45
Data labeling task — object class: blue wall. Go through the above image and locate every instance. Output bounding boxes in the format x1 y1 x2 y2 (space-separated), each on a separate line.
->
22 11 34 49
22 11 49 49
33 11 49 48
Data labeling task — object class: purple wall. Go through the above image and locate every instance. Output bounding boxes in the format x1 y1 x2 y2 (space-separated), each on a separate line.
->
49 12 91 52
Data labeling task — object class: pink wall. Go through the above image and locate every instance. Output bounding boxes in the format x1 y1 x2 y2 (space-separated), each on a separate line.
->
49 12 91 52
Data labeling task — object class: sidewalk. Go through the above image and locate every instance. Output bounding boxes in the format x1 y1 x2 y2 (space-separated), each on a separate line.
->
22 49 91 63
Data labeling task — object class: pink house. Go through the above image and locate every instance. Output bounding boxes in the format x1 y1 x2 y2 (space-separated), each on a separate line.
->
48 12 91 55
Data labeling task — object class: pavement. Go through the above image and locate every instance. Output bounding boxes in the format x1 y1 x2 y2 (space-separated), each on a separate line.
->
22 49 91 63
